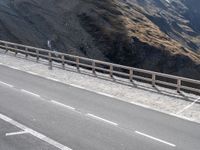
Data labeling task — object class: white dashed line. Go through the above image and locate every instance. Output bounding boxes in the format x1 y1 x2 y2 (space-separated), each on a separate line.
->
0 81 14 88
51 100 75 110
0 113 72 150
20 89 40 98
176 97 200 115
135 131 176 147
86 113 118 126
6 130 28 136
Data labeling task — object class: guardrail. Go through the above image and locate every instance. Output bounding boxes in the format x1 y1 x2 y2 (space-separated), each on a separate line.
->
0 40 200 95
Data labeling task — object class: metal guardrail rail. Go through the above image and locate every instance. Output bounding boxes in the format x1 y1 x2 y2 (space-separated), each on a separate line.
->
0 40 200 95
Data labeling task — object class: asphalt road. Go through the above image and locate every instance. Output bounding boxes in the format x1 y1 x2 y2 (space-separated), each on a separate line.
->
0 65 200 150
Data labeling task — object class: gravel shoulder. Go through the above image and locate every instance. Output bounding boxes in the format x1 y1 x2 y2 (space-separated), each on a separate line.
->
0 49 200 124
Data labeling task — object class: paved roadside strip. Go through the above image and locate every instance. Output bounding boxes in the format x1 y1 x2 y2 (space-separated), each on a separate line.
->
0 50 200 124
176 97 200 115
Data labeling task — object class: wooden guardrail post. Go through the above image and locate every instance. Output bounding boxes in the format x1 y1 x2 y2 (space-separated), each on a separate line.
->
14 45 18 56
152 74 156 87
36 49 39 62
48 52 52 70
110 65 113 78
4 43 8 53
25 47 28 58
61 55 65 69
177 79 181 93
129 68 133 82
92 61 96 74
76 57 80 71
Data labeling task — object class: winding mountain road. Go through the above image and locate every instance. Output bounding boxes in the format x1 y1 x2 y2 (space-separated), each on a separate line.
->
0 65 200 150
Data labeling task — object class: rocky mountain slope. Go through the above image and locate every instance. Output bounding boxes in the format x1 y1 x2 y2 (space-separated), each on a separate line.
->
0 0 200 79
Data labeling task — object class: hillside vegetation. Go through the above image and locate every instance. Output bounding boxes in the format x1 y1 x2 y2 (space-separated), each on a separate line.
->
0 0 200 79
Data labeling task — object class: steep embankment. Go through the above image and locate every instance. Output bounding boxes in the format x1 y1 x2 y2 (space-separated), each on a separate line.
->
0 0 200 79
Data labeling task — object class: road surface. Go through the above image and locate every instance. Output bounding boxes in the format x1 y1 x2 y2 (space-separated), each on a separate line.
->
0 65 199 150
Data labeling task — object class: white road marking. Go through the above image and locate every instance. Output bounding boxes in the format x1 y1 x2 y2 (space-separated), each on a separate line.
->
86 113 118 126
131 102 150 109
0 113 72 150
171 114 195 122
51 100 75 110
9 66 19 70
6 130 28 136
135 131 176 147
177 97 200 115
0 114 12 122
46 77 60 82
0 81 14 88
27 71 39 76
69 84 85 90
97 92 115 98
21 89 40 98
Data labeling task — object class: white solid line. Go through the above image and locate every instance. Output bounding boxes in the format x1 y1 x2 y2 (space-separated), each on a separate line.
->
0 81 14 88
97 92 115 98
51 100 75 110
21 89 40 98
0 113 72 150
27 71 39 76
0 114 13 122
46 77 60 82
131 102 150 109
177 97 200 115
69 84 85 89
171 114 195 122
135 131 176 147
6 130 28 136
9 66 19 70
86 113 118 126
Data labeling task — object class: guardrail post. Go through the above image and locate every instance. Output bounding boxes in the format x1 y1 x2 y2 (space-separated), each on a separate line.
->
61 55 65 69
152 74 156 87
177 79 181 93
110 65 113 78
36 49 39 62
14 45 18 56
76 57 80 71
48 52 52 70
92 61 96 74
5 43 8 53
25 47 28 58
129 68 133 82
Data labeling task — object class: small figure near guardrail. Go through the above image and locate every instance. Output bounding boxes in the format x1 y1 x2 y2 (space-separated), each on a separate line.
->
47 40 52 50
47 40 58 57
